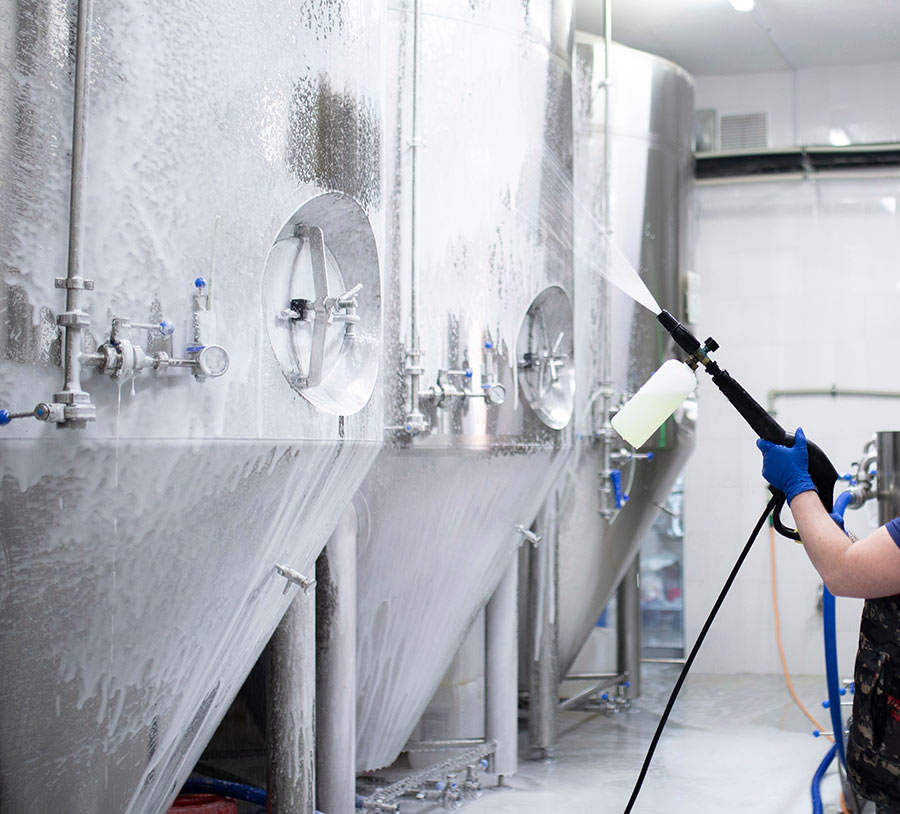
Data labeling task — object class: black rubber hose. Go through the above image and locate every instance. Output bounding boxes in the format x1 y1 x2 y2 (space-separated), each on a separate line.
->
623 494 780 814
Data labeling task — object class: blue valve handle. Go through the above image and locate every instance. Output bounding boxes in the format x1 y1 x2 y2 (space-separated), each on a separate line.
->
610 469 626 509
159 320 175 336
0 408 40 425
194 276 207 289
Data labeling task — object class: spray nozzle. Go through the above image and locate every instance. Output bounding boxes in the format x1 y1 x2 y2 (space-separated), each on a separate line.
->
657 309 699 354
657 310 719 367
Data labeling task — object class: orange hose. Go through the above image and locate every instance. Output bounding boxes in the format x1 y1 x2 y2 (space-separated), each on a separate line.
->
769 523 833 742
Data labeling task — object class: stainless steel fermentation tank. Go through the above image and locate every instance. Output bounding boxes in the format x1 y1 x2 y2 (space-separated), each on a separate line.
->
553 37 696 687
0 2 383 812
354 0 576 773
877 432 900 522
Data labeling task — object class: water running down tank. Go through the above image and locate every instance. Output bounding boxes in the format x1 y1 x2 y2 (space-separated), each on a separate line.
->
0 1 385 811
353 0 576 773
551 36 697 684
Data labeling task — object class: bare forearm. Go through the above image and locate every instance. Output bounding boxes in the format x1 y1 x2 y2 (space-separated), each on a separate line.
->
790 492 853 590
790 491 900 598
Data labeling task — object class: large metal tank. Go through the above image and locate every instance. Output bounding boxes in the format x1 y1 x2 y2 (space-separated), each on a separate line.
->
555 37 696 677
877 432 900 523
354 0 575 772
0 2 383 812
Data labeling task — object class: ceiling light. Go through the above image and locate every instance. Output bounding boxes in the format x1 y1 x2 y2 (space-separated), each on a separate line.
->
729 0 755 11
829 127 851 147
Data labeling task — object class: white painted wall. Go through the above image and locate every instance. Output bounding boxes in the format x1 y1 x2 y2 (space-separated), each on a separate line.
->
695 61 900 147
685 174 900 676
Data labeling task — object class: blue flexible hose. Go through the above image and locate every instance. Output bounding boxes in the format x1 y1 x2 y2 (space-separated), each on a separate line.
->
823 586 846 767
823 490 853 768
181 778 267 806
811 742 838 814
182 777 326 813
833 490 853 519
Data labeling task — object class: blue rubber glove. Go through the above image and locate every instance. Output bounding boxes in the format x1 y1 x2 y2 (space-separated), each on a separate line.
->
756 427 817 504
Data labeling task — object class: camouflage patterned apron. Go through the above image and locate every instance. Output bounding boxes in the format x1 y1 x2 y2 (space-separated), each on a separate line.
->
847 594 900 809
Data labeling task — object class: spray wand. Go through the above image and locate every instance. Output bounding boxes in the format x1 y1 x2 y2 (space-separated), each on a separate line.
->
614 309 838 540
655 309 838 538
619 311 841 813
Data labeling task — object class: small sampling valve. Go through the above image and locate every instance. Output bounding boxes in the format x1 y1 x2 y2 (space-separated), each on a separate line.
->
274 563 317 596
421 344 506 407
594 682 632 714
412 774 463 811
593 389 655 519
515 524 542 547
1 277 230 428
840 438 877 511
403 337 505 435
479 340 507 406
88 278 229 382
599 450 655 515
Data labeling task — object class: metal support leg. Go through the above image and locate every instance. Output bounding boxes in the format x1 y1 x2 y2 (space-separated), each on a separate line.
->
528 491 559 762
316 505 358 814
268 592 316 813
485 551 518 777
616 554 642 699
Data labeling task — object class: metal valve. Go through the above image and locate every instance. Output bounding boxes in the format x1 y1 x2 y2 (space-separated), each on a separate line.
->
0 406 55 425
90 307 229 383
463 762 486 800
274 563 317 596
515 524 541 547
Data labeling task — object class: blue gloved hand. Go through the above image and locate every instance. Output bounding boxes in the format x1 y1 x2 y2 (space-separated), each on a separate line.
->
756 427 817 504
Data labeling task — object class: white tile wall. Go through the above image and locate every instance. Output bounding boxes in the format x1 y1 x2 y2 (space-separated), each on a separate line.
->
685 174 900 675
695 61 900 148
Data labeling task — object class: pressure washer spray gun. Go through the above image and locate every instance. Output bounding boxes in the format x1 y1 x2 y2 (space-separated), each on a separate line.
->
611 309 839 541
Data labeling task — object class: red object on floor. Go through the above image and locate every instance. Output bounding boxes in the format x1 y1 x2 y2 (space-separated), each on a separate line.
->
166 793 238 814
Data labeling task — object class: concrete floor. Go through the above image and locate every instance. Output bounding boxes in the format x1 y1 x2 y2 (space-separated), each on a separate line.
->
395 664 857 814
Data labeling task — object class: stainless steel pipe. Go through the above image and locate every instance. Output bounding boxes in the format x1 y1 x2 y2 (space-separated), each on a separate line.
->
877 431 900 524
616 555 642 699
485 552 519 778
528 491 560 762
57 0 95 423
316 505 358 814
268 594 316 814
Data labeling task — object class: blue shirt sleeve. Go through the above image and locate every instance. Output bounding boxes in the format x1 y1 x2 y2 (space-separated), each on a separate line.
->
885 516 900 549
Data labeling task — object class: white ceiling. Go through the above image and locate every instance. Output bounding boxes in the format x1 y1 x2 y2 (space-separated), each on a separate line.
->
575 0 900 76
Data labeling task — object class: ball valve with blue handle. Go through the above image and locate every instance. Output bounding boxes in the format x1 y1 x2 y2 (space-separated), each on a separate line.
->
610 469 627 509
0 404 64 425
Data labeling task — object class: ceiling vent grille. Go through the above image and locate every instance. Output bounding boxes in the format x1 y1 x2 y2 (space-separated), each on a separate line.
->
720 112 768 151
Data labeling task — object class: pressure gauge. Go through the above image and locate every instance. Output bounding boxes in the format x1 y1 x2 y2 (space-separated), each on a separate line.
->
196 344 230 378
485 383 506 405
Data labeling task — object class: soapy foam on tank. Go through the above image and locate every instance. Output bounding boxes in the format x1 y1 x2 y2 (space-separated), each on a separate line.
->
393 30 562 394
2 437 379 782
1 1 388 809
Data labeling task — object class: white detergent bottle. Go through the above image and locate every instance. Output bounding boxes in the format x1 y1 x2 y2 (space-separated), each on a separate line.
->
611 359 697 448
